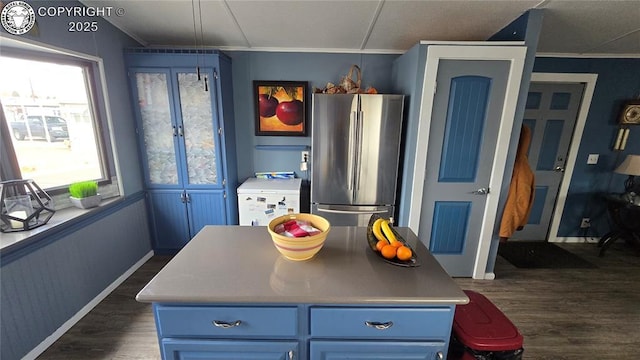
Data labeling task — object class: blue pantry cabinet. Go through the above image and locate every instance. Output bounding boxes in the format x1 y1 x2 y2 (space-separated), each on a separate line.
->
125 49 238 252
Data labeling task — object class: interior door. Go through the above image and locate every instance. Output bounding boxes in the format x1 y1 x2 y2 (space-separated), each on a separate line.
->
511 82 584 240
419 60 510 277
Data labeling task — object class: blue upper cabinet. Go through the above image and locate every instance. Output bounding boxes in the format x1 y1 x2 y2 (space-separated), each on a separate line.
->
125 50 239 251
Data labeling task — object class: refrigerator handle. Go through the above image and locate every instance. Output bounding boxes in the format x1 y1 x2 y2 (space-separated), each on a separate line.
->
347 110 358 192
354 110 364 191
315 208 388 215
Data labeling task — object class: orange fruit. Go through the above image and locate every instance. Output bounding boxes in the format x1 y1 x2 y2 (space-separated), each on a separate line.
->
381 245 397 259
396 246 412 261
390 241 403 248
375 240 387 252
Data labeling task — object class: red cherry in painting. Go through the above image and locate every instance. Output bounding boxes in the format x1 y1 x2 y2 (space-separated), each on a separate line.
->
258 94 278 117
276 100 303 125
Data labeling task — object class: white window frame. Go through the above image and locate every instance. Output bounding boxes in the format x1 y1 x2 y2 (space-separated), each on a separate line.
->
0 35 122 208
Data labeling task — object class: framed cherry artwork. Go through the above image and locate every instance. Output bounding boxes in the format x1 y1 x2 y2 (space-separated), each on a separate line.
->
254 81 308 136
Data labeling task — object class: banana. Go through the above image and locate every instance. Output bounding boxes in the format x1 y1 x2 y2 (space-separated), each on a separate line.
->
372 218 388 243
380 220 398 244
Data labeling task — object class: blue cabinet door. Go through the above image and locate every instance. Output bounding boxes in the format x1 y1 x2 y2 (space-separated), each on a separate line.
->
148 190 228 252
147 190 190 252
129 68 183 189
187 190 227 240
310 340 445 360
172 68 225 191
161 339 298 360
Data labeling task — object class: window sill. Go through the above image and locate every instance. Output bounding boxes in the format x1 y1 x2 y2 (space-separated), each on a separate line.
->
0 196 124 257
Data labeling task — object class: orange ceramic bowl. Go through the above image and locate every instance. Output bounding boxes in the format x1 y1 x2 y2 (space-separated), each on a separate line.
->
267 213 331 261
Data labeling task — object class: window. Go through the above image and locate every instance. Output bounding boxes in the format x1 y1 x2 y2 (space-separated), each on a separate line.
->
0 53 109 194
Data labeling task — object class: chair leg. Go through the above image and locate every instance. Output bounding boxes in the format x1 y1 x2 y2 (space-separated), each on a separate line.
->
599 232 621 257
598 232 615 247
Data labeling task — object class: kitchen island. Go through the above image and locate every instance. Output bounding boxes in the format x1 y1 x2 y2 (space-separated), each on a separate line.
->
137 225 468 360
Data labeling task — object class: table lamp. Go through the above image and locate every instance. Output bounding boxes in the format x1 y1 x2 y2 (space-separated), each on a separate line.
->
614 154 640 192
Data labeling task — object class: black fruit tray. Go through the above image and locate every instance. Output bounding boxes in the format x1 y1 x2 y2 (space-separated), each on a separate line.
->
366 214 420 267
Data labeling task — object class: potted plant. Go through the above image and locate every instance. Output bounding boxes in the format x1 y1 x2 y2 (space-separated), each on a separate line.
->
69 180 101 209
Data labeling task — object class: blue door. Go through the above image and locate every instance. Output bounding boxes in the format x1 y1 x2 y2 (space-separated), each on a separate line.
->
514 82 584 240
419 60 510 277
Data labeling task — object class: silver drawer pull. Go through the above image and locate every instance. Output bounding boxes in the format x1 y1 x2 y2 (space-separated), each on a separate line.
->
364 321 393 330
212 320 242 328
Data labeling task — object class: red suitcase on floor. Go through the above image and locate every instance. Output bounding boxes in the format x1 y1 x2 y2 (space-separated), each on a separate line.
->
449 290 524 360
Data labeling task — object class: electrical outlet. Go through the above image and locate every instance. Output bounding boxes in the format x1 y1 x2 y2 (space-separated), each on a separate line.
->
580 218 590 228
301 151 309 162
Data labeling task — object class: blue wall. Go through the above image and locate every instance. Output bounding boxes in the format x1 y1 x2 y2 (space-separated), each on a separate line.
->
488 9 640 239
392 44 427 226
0 198 151 360
533 57 640 237
227 51 399 183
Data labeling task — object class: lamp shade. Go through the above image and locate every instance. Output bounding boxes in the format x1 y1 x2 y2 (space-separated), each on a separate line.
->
615 155 640 176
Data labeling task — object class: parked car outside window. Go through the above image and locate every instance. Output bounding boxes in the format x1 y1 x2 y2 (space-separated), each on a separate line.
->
10 115 70 142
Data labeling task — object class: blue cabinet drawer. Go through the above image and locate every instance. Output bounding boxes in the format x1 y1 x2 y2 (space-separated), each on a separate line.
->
161 339 298 360
156 306 298 338
310 307 453 339
310 340 446 360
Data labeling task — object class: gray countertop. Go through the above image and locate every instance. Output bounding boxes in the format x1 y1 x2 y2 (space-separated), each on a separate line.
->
136 226 468 305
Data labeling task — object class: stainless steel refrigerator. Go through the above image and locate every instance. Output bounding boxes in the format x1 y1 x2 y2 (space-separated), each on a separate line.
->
311 94 404 226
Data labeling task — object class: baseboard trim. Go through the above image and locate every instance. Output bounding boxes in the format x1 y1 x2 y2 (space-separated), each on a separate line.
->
22 251 154 360
550 237 599 244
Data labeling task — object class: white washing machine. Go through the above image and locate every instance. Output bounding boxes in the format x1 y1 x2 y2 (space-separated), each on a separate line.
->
237 178 302 226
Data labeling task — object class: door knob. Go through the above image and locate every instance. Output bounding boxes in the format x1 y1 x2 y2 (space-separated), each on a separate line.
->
554 166 565 172
470 187 489 195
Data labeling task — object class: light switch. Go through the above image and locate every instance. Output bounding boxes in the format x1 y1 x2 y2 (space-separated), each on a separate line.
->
587 154 599 165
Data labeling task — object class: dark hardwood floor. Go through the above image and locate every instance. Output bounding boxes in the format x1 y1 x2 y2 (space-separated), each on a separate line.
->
38 241 640 360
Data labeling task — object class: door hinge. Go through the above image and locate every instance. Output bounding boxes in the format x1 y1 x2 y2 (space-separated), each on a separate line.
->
214 70 219 80
218 127 223 135
222 178 226 186
223 191 227 199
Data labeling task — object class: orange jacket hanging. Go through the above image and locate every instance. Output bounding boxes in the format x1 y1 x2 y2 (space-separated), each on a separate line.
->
499 125 535 239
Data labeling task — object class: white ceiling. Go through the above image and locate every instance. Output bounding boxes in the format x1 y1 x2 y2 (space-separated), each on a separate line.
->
80 0 640 56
